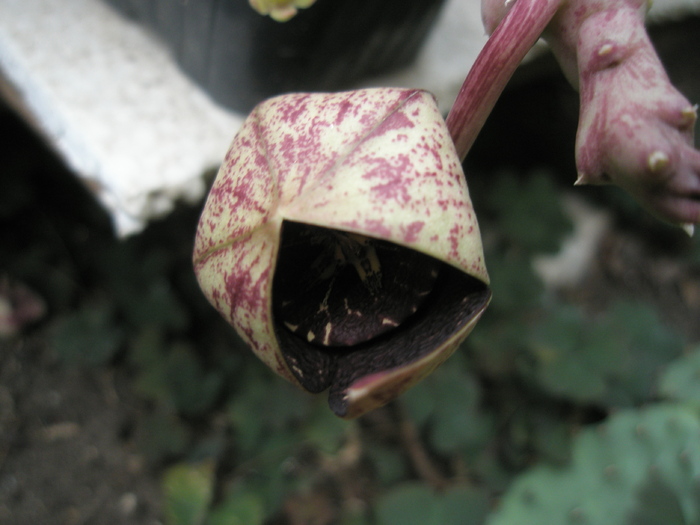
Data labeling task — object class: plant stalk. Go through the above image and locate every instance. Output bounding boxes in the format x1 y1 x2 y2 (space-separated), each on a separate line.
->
446 0 562 161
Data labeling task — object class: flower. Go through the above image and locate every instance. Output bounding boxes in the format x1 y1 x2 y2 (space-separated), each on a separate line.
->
193 88 490 418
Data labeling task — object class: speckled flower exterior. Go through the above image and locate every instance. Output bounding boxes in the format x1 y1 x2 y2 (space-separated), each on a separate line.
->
193 88 490 418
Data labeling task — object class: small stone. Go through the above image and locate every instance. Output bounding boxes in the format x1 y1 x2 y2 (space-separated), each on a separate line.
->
118 493 138 516
42 421 80 441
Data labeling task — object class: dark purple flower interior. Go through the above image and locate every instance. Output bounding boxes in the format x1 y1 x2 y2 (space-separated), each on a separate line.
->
272 220 490 417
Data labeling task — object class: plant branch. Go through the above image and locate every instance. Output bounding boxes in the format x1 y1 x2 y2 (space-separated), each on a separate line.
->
446 0 562 161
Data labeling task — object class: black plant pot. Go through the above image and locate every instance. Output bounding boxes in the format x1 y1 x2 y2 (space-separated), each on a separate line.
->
103 0 446 113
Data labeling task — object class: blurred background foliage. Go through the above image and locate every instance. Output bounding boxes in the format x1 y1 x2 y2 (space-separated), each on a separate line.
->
2 36 700 523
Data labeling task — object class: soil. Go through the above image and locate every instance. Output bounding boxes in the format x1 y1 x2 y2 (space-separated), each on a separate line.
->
0 336 162 525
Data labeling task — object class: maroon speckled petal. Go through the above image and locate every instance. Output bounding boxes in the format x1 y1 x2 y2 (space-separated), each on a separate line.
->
193 88 489 418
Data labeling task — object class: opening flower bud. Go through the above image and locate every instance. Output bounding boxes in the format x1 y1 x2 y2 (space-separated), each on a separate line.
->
193 88 490 418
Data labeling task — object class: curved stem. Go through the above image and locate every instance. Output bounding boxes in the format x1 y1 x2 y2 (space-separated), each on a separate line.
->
446 0 562 161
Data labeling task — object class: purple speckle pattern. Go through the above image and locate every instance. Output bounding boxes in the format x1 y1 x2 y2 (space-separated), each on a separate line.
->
193 87 487 385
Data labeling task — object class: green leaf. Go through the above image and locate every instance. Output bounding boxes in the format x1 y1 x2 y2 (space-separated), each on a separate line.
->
603 302 683 406
470 316 530 376
207 491 265 525
238 447 309 514
486 171 573 255
485 254 544 314
227 369 311 456
129 327 172 403
658 345 700 403
525 302 682 406
401 378 438 428
440 485 492 525
162 460 215 525
486 405 700 525
401 359 492 455
338 507 372 525
364 443 410 487
166 344 223 417
129 326 166 368
529 410 572 465
376 483 489 525
429 372 492 454
123 278 189 331
626 475 687 525
137 410 191 461
470 449 516 493
303 400 352 453
527 306 614 402
51 303 123 365
376 483 439 525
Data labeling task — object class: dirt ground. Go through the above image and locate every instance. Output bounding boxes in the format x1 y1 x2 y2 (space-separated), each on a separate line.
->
0 335 162 525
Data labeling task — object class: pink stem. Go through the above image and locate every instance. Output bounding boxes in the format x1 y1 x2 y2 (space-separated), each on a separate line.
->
446 0 562 161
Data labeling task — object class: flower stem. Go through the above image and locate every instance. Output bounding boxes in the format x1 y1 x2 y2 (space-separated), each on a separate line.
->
446 0 562 161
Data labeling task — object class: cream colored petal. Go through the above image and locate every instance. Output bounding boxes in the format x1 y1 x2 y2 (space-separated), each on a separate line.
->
194 220 294 384
193 110 279 264
256 88 488 283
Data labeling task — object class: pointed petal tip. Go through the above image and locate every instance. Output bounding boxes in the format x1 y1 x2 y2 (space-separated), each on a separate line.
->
648 151 670 173
682 104 698 122
597 43 614 57
681 223 695 237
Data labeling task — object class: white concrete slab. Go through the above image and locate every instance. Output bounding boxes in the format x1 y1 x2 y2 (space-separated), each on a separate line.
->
0 0 243 236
